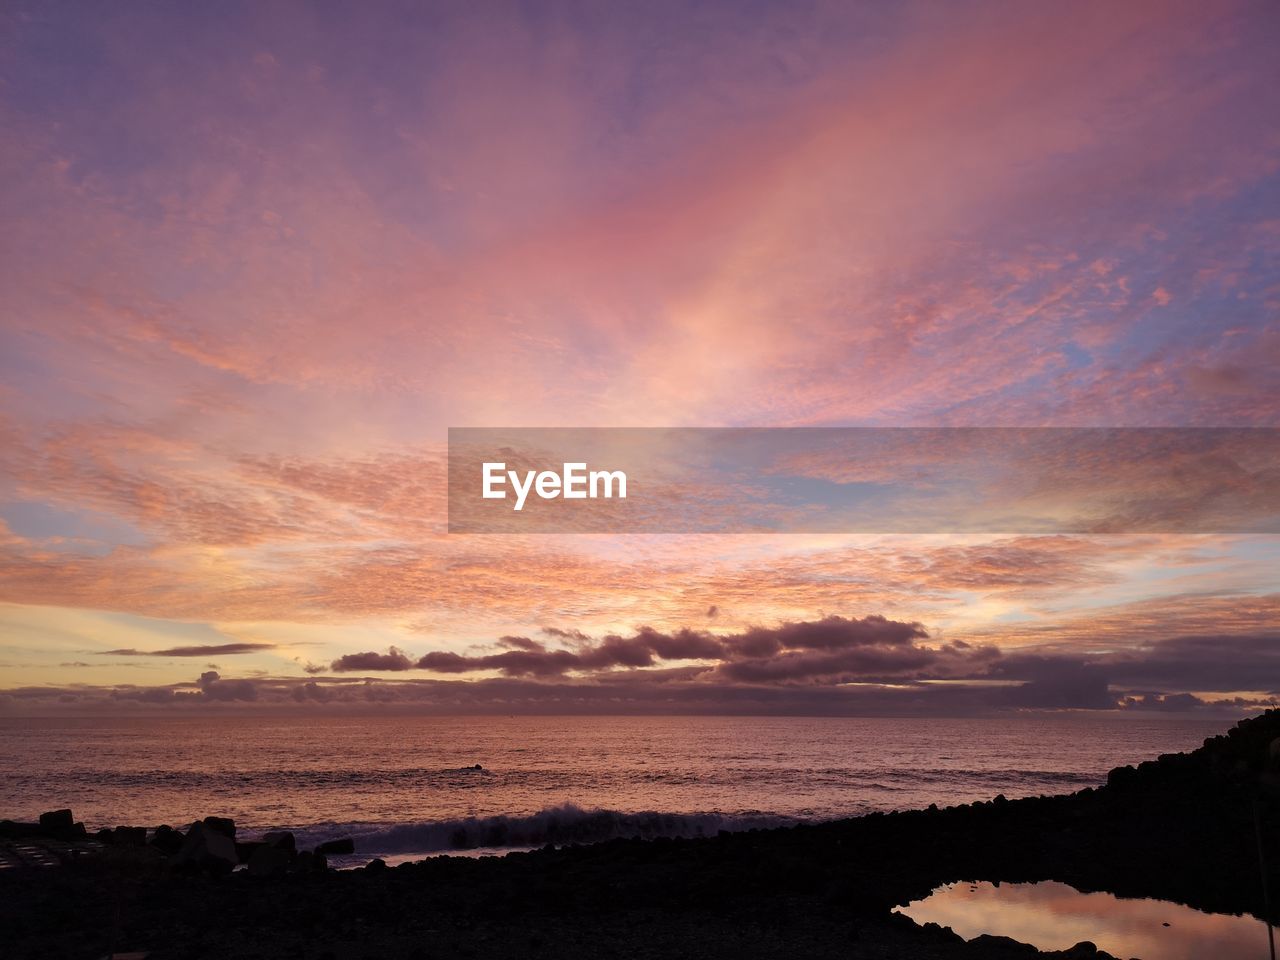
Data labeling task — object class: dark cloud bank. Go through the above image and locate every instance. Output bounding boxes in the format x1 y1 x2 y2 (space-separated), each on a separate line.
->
332 615 977 684
6 615 1277 716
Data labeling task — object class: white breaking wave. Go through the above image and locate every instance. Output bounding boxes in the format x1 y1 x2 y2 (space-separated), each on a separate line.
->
295 803 802 855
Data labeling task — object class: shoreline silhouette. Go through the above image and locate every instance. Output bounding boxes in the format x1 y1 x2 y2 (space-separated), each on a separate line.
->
5 710 1280 959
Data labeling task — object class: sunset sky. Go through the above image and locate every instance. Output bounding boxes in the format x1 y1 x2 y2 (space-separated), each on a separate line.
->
1 0 1278 714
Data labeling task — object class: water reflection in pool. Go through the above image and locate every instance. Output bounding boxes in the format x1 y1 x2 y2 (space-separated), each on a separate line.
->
896 880 1270 960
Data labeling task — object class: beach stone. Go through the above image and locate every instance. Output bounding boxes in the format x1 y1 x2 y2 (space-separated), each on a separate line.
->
316 837 355 855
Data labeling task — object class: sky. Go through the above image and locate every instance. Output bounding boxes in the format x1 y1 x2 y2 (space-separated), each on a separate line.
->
1 0 1278 715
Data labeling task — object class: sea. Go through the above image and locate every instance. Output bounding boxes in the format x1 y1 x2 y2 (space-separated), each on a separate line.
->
0 713 1229 866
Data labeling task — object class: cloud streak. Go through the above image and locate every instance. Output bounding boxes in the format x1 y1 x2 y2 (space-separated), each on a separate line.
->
102 643 275 657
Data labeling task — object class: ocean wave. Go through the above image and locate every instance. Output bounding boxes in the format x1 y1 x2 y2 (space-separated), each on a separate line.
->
295 804 801 854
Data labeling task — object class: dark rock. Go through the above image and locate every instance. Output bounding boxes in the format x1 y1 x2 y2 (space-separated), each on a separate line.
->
969 934 1038 955
366 857 387 872
261 830 296 852
248 843 293 878
149 824 184 855
33 809 85 839
173 821 238 874
96 826 146 845
316 837 355 856
0 820 41 839
38 809 74 832
917 921 961 942
292 850 330 873
201 815 236 840
235 841 263 864
1106 765 1137 790
112 826 147 846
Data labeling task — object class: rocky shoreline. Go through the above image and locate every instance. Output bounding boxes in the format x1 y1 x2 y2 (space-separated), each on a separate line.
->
6 709 1280 959
0 808 354 877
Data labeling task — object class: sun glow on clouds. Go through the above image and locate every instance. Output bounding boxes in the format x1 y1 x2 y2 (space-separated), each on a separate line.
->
0 0 1278 711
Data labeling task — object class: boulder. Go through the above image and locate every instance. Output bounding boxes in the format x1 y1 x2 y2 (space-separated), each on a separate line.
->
38 809 74 832
201 816 236 840
150 824 184 855
112 826 147 846
173 821 238 874
1106 765 1137 790
247 843 294 878
35 809 85 839
316 837 355 856
261 830 296 852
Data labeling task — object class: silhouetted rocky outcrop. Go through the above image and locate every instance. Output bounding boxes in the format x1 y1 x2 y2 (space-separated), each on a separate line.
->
37 809 74 832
